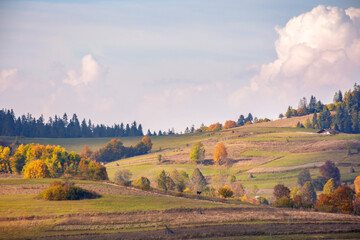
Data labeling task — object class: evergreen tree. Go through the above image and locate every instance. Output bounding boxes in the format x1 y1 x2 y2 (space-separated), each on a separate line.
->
318 107 331 129
308 95 317 113
237 115 245 126
312 112 318 129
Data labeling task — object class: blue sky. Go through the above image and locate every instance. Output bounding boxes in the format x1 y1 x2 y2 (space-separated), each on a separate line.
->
0 0 359 133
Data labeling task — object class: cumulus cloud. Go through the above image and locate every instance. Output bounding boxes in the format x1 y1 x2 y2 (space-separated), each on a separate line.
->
229 5 360 115
64 54 101 86
0 68 18 92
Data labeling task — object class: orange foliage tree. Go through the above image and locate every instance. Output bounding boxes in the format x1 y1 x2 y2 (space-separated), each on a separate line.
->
24 160 50 179
315 186 355 214
207 123 222 132
213 142 227 165
141 136 153 152
222 120 237 130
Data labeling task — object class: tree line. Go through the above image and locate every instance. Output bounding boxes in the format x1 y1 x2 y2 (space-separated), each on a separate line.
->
284 83 360 133
0 110 144 138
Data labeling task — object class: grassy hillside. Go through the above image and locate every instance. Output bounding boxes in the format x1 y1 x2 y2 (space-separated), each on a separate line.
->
1 115 360 239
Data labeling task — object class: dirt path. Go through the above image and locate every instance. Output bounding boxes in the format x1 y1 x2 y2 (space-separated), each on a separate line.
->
39 222 360 239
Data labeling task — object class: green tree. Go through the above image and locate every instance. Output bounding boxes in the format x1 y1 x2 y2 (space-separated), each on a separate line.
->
157 170 175 192
298 169 311 186
190 142 205 163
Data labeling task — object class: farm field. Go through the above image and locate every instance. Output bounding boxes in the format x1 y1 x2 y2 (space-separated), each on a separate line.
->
1 177 360 239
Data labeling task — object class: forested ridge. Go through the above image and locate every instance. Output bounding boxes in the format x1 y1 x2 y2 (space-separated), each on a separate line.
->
284 83 360 133
0 111 144 138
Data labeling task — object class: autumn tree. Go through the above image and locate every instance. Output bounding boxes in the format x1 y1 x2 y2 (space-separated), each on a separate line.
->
207 123 222 132
190 142 205 163
191 168 207 192
354 176 360 194
273 184 290 200
0 146 12 173
319 160 340 184
141 136 153 152
223 120 237 130
300 181 317 204
80 145 93 159
213 142 227 165
24 160 50 179
315 186 355 214
323 178 336 194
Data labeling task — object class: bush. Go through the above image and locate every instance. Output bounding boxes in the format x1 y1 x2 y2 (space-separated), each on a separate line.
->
24 160 50 179
257 197 269 205
39 181 100 200
218 185 234 198
273 196 294 208
133 176 151 190
114 169 132 186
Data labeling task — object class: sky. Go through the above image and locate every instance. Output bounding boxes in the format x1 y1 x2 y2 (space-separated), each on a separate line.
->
0 0 360 133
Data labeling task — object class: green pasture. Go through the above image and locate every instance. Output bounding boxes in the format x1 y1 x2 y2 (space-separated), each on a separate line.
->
0 193 228 218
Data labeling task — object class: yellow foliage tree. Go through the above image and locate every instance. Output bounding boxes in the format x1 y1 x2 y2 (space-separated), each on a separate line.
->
355 176 360 194
0 146 12 173
24 160 50 179
213 142 227 165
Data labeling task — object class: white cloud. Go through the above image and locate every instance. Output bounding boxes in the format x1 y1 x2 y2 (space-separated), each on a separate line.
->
63 54 101 86
0 68 18 92
229 5 360 116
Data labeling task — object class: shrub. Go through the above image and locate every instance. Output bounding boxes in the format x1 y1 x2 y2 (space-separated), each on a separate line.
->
114 169 132 186
39 181 100 200
133 176 151 190
273 196 294 208
218 185 234 198
24 160 50 179
257 197 269 205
